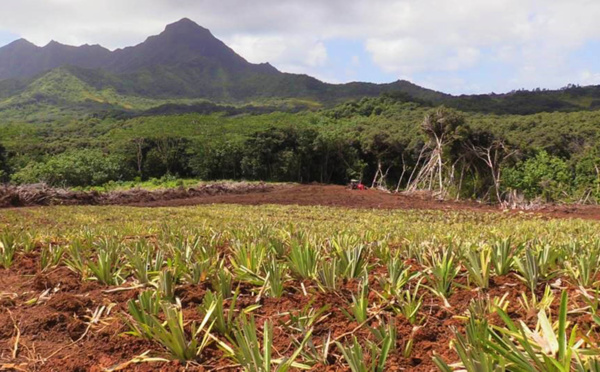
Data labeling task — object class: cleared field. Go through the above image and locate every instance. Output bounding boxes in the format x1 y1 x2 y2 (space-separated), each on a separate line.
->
5 183 600 221
1 204 600 371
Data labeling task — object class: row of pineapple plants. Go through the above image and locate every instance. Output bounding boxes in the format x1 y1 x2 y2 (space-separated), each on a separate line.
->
3 206 600 370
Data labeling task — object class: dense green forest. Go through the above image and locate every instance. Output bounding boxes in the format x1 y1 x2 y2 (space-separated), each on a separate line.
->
2 94 600 204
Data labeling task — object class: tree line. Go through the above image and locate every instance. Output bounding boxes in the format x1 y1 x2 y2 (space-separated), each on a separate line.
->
2 101 600 204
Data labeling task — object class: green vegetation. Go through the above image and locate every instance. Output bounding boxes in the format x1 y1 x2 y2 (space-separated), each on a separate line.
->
3 95 600 203
11 148 125 187
3 204 600 369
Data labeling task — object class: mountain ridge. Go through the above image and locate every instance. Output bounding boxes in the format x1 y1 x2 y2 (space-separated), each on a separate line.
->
0 18 599 120
0 18 447 104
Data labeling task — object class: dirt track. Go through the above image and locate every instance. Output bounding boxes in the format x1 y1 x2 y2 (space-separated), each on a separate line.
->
127 184 600 221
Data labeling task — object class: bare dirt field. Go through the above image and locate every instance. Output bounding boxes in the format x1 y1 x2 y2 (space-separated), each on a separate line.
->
3 183 600 220
122 184 600 221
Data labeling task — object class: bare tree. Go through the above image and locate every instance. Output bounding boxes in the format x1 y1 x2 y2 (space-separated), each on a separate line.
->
406 146 425 188
407 107 467 198
395 154 407 192
132 138 146 176
467 138 516 203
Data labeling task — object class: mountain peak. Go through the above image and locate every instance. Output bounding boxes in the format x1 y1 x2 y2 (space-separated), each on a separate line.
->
164 18 210 34
4 38 37 50
172 17 199 25
0 19 264 80
12 38 34 45
44 40 64 48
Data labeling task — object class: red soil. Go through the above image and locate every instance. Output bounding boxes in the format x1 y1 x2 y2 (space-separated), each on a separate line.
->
129 184 600 221
4 183 600 221
0 252 594 371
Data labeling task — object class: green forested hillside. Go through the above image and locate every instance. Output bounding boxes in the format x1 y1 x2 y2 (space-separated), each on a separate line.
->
2 96 600 203
0 65 443 122
0 67 244 122
1 64 599 125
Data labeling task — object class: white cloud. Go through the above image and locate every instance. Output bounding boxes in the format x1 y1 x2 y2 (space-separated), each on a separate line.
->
580 71 600 86
414 75 483 95
366 38 481 74
226 35 327 72
227 35 287 64
306 42 327 67
358 0 600 91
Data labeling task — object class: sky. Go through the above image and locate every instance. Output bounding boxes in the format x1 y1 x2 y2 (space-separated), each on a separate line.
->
1 0 600 95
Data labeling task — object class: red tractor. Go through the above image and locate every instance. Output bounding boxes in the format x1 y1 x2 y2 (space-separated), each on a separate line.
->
349 179 366 190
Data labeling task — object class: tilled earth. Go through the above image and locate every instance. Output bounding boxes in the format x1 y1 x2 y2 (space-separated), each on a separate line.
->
2 185 600 371
143 184 600 220
0 252 595 371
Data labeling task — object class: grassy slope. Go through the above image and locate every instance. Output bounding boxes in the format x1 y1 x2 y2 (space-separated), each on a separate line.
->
4 58 599 126
0 68 309 123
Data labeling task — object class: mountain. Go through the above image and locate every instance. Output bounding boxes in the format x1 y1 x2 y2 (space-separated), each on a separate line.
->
107 18 277 75
0 18 277 80
0 39 111 80
1 18 599 121
0 18 446 109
